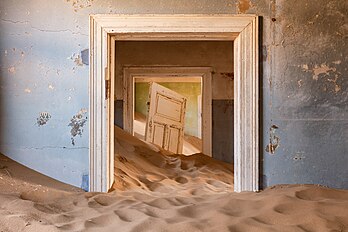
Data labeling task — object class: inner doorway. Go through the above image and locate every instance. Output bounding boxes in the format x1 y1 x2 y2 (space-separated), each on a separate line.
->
123 66 213 156
135 81 199 155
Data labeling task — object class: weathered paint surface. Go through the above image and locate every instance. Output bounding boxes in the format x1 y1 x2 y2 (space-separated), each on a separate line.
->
212 100 234 163
265 125 279 154
68 108 88 146
237 0 252 14
115 41 234 100
37 112 51 126
0 0 90 189
114 100 124 128
0 0 347 190
260 0 348 189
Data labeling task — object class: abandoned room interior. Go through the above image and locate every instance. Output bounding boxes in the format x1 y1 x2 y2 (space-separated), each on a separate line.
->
0 0 347 231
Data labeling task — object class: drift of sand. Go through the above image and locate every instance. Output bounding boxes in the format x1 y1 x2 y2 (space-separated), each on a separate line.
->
0 127 347 232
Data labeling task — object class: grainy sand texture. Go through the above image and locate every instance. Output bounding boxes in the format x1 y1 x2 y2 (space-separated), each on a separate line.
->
0 127 347 232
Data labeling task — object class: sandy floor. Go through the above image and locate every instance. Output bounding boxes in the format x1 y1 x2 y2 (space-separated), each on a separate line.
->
0 127 347 232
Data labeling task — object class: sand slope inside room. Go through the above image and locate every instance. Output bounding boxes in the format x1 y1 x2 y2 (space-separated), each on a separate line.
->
0 128 347 232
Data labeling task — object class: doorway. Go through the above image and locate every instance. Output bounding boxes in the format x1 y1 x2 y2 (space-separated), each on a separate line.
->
123 66 212 156
89 14 259 193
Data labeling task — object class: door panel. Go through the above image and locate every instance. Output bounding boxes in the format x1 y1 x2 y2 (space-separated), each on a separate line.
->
152 122 165 147
155 95 183 122
167 127 180 153
145 83 187 154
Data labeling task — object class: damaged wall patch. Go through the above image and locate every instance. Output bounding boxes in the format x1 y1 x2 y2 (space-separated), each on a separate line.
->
37 112 51 126
265 125 280 154
69 109 87 145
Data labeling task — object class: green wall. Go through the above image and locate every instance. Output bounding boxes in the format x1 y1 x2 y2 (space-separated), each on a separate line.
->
135 82 201 137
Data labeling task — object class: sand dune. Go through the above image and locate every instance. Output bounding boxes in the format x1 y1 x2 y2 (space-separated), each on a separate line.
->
0 127 347 232
113 126 233 194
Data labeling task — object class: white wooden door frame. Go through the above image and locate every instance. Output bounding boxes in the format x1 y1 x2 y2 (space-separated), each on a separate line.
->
89 14 259 193
123 66 212 157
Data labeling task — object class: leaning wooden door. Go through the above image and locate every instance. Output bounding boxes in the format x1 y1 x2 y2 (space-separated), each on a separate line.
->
145 83 187 154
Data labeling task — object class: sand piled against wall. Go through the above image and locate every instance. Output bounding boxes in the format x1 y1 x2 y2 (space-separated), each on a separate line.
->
0 127 347 231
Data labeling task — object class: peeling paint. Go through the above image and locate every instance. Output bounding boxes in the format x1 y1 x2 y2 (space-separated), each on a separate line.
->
69 109 88 146
300 61 342 93
312 64 336 81
24 88 31 93
68 53 83 66
237 0 251 14
68 50 89 66
301 63 337 81
297 79 303 87
327 75 341 93
301 64 309 70
8 66 15 73
48 84 54 90
37 112 51 126
265 125 280 154
74 55 83 66
66 0 94 12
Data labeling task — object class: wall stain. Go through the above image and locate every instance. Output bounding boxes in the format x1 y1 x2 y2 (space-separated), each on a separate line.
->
81 49 89 65
265 125 280 154
37 112 51 126
327 75 341 93
220 72 234 81
8 66 15 73
270 0 276 15
297 79 303 87
69 53 84 66
312 64 336 81
237 0 251 13
333 60 342 65
300 62 342 92
301 63 339 80
66 0 94 12
69 109 87 146
293 152 306 162
69 49 89 66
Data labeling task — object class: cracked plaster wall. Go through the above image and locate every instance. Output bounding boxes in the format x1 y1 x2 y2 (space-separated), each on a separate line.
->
0 0 347 190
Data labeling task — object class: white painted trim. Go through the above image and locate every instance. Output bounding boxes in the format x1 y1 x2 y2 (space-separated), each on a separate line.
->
123 67 212 157
234 17 259 192
89 14 259 192
108 36 115 189
134 77 201 83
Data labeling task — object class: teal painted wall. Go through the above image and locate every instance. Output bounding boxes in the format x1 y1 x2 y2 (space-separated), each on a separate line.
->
135 82 201 137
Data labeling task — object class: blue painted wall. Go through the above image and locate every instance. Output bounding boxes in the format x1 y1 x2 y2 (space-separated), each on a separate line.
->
0 0 347 190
